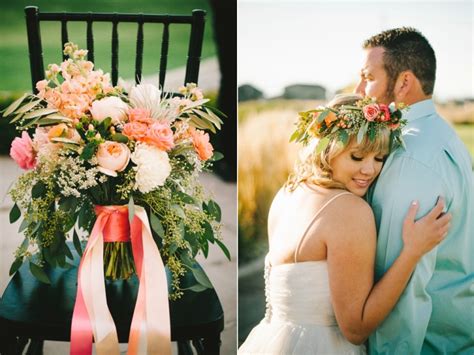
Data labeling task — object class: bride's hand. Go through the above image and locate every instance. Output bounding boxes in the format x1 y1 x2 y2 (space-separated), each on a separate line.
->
401 197 451 260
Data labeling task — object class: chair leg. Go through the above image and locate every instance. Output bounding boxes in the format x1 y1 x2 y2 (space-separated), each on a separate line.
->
177 340 194 355
202 333 221 355
191 338 204 355
0 336 29 355
26 339 44 355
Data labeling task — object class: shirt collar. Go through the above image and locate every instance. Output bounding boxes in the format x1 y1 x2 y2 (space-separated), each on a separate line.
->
402 99 436 123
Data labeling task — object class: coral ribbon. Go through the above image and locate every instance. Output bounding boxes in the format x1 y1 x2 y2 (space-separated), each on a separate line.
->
70 205 171 355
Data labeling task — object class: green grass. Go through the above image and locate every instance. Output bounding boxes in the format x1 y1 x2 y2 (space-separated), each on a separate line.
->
0 0 216 91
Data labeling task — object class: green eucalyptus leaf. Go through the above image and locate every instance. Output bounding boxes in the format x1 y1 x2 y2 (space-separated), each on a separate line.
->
9 112 24 124
63 243 74 260
9 258 23 276
209 151 224 162
315 137 330 155
187 283 208 292
9 203 21 223
357 121 369 144
175 191 195 205
215 239 231 261
73 229 83 257
206 200 221 222
22 108 58 119
29 262 51 284
15 99 42 114
2 93 28 117
31 181 47 198
171 204 186 219
150 213 164 238
18 218 30 233
338 130 349 146
111 133 129 143
202 221 215 242
189 265 212 289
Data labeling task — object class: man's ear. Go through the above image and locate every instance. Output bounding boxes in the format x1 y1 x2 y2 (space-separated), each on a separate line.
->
393 71 415 101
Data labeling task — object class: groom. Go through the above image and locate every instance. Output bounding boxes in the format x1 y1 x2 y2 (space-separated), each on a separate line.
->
355 27 473 354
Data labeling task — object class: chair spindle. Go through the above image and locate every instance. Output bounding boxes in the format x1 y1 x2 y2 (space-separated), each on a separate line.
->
86 16 94 63
135 20 144 85
185 10 205 85
159 22 170 89
111 19 119 86
61 17 69 61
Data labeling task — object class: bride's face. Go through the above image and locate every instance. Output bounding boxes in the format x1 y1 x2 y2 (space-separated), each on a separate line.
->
330 143 387 196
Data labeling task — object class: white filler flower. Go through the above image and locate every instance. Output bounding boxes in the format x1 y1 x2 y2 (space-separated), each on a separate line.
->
131 142 171 193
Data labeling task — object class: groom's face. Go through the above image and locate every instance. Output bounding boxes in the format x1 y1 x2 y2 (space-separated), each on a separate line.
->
355 47 394 104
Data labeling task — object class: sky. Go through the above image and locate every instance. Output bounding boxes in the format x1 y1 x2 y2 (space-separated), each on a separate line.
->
238 0 473 101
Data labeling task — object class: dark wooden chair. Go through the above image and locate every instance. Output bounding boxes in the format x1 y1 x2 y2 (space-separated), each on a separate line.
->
0 248 224 354
0 6 224 355
23 5 206 93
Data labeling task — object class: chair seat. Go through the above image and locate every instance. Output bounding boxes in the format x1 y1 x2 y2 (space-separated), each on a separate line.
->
0 249 224 343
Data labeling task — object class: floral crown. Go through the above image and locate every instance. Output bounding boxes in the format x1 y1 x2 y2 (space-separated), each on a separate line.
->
290 96 407 154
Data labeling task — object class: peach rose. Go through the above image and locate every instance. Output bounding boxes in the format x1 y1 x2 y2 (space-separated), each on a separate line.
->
190 128 213 161
10 131 36 170
142 121 174 151
363 104 380 122
47 123 68 140
128 108 152 124
96 141 131 176
123 121 148 140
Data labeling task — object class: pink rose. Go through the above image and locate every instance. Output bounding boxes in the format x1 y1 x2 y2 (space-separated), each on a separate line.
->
363 104 380 122
190 128 214 161
128 108 152 124
96 141 131 176
379 104 391 122
123 121 148 140
10 131 36 170
142 121 174 151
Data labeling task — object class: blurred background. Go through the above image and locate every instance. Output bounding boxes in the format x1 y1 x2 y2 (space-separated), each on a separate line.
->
238 0 473 346
0 0 237 353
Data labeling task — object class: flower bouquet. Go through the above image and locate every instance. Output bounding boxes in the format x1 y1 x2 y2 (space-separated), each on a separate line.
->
3 42 229 300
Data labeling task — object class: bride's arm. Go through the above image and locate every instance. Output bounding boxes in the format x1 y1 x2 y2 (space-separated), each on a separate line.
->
326 195 450 345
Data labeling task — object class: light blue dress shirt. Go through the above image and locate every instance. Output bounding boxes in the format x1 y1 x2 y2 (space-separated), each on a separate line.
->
367 99 474 354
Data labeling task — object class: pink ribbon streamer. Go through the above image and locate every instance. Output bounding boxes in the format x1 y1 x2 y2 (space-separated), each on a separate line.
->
70 205 171 355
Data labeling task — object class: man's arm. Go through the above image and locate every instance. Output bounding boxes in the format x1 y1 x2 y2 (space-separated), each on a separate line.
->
368 155 448 354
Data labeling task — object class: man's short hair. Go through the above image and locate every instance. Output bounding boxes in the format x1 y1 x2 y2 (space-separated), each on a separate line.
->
363 27 436 95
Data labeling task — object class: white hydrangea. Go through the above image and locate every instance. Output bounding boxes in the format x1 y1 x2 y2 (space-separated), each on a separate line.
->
131 143 171 193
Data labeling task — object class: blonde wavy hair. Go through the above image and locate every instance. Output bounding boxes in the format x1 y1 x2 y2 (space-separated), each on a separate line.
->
285 94 391 191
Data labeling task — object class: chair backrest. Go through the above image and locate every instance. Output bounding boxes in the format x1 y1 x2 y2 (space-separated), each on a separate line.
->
24 6 206 94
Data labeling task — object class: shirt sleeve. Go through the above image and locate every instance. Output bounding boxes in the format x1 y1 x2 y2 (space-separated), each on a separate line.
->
368 154 448 354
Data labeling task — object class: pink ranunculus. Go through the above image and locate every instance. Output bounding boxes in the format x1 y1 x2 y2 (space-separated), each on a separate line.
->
96 141 131 176
123 121 148 140
142 121 174 151
379 104 391 122
10 131 37 170
190 128 214 161
362 104 380 122
128 108 152 124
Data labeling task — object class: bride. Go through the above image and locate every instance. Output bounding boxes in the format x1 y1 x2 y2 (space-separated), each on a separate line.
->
238 94 451 354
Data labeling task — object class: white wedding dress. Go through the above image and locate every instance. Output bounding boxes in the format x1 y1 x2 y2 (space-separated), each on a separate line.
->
239 192 367 355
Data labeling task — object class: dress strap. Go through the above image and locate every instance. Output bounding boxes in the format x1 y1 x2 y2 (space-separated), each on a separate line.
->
294 191 352 263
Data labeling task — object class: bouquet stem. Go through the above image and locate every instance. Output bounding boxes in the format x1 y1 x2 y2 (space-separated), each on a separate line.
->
104 242 135 280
